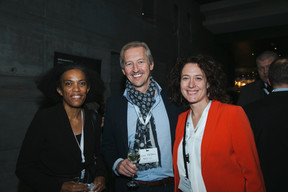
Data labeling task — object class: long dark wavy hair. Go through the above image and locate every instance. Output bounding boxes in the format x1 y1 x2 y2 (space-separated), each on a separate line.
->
36 63 105 107
168 55 230 107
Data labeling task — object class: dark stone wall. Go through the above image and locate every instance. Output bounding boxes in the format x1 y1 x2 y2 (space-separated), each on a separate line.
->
0 0 213 191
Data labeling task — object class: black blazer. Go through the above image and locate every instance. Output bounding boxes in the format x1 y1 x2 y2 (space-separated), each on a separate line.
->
15 103 106 192
244 91 288 192
101 90 183 191
237 79 267 106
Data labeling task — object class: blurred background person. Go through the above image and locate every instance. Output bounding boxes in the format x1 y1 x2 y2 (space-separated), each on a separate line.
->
169 55 265 192
15 63 106 192
237 51 278 106
244 57 288 192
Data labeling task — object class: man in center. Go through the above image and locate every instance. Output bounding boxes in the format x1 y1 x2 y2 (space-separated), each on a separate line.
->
102 41 182 191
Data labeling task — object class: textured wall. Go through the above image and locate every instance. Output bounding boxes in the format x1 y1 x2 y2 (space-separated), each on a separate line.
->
0 0 212 191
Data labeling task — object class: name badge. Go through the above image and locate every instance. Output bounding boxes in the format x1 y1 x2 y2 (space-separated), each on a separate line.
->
178 177 192 192
139 148 159 164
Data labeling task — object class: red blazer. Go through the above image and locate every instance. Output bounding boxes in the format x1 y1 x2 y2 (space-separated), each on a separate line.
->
173 100 265 192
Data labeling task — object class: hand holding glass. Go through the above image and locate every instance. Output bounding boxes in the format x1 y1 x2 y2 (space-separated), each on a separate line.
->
127 142 140 188
74 170 95 192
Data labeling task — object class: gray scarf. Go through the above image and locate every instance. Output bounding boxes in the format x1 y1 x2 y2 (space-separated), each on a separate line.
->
126 76 161 170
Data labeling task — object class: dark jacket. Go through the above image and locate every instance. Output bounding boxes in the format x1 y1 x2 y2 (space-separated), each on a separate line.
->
101 89 183 191
237 79 268 106
244 91 288 192
15 103 106 192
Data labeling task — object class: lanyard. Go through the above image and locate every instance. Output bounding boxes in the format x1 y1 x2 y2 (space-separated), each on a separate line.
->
182 111 190 179
75 110 85 179
182 101 211 180
73 110 85 163
133 105 152 126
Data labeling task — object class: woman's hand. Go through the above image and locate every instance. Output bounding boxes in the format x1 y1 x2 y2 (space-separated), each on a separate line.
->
91 176 106 192
60 181 89 192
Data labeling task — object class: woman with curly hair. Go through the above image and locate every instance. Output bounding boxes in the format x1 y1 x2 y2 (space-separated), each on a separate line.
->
169 55 265 192
16 63 106 192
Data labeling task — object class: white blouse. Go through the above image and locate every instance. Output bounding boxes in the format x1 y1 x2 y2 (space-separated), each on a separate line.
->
177 101 211 192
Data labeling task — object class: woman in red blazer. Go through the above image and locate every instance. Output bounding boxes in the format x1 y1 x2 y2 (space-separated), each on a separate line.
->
168 55 265 192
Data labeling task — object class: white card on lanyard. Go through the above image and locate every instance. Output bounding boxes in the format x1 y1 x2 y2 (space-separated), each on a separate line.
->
134 104 160 164
139 148 159 164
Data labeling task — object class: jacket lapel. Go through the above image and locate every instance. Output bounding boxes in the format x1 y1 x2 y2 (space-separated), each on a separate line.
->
161 92 173 136
58 104 82 162
201 101 218 167
118 96 129 152
83 108 93 161
161 90 183 146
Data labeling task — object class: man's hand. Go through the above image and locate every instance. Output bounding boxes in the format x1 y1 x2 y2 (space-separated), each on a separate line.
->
116 159 137 177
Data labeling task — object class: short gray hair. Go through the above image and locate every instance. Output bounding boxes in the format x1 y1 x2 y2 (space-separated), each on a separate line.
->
119 41 154 69
256 51 278 65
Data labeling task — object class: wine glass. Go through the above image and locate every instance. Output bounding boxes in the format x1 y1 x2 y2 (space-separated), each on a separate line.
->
127 141 140 188
74 170 95 192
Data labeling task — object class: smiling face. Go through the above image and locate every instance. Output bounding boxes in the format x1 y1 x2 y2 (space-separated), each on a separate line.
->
180 63 209 105
57 69 90 109
121 46 154 93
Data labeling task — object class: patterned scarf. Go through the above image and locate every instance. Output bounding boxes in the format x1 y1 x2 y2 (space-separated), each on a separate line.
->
126 76 161 170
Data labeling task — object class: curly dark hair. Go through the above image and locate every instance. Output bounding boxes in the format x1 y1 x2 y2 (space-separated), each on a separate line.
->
36 63 105 106
168 55 230 106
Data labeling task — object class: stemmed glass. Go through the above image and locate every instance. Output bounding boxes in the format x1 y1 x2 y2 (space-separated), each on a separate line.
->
127 141 140 188
74 170 95 192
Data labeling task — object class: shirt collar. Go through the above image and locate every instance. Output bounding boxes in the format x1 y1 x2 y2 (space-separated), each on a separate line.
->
272 88 288 92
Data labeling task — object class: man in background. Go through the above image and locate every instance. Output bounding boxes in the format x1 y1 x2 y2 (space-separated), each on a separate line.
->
237 51 278 106
244 57 288 192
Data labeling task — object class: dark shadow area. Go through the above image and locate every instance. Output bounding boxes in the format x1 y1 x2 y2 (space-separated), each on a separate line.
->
17 181 35 192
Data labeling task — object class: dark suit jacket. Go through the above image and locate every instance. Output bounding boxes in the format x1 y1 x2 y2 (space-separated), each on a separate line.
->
101 89 183 191
244 91 288 192
15 103 106 192
237 79 267 106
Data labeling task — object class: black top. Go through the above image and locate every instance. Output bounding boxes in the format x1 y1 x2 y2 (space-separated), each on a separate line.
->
76 134 81 144
15 103 106 192
237 79 268 106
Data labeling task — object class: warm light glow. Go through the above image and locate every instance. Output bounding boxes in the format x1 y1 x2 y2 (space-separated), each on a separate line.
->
234 79 255 88
251 52 255 56
235 68 258 89
142 12 145 16
274 47 277 50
